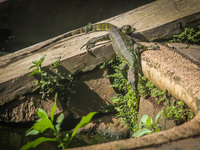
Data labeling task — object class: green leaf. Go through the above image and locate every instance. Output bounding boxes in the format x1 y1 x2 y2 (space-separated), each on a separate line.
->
21 137 57 150
42 72 47 76
64 133 69 142
32 118 54 133
49 66 55 70
71 112 97 139
28 70 40 77
39 55 46 64
37 108 48 119
65 112 97 147
141 115 149 124
32 60 39 65
29 65 37 70
55 113 64 132
155 111 161 124
133 128 152 137
56 113 64 124
151 118 153 124
26 130 39 136
155 125 162 132
50 93 58 122
146 117 152 125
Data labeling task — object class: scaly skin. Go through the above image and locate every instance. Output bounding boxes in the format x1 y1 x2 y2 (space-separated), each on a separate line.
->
35 22 113 50
81 23 150 93
36 22 134 52
36 22 154 93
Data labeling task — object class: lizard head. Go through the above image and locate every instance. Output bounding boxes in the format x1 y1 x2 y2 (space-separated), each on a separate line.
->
121 25 136 35
86 22 93 33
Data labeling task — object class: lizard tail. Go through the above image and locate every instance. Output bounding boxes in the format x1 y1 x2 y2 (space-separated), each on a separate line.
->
36 22 115 51
91 23 115 32
37 25 91 51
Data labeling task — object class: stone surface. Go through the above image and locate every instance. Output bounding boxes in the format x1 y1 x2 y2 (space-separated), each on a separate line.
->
140 42 200 115
168 43 200 65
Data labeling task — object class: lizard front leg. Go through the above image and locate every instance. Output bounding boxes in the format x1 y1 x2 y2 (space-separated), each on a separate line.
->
80 33 110 51
133 42 160 51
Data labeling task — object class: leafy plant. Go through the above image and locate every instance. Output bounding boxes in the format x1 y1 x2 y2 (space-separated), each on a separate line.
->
137 76 150 97
111 88 139 132
133 112 161 137
21 93 97 150
105 56 130 94
101 56 164 134
98 104 116 114
28 55 74 100
101 56 139 133
138 76 167 104
170 26 200 45
101 55 193 136
138 76 194 124
162 100 194 125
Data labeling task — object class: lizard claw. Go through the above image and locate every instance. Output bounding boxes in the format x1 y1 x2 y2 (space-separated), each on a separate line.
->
80 44 86 50
80 43 92 51
80 41 95 51
151 45 160 50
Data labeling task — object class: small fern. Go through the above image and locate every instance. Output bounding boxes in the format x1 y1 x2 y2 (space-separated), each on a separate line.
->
170 26 200 45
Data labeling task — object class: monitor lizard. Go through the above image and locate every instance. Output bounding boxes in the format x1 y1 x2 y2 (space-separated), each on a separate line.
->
35 22 135 51
80 23 158 94
36 22 157 94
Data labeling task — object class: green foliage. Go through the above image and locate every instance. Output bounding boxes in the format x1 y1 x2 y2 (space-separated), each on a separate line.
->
101 56 139 132
138 76 167 104
138 76 194 124
133 112 161 137
21 137 57 150
170 26 200 45
21 93 97 150
101 55 193 136
98 104 116 114
102 56 129 94
29 55 74 100
64 111 97 148
101 57 163 134
162 100 194 125
111 88 139 132
137 76 150 96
